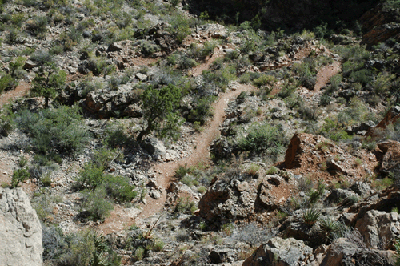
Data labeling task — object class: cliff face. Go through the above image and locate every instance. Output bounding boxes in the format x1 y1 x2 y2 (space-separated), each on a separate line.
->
361 4 400 47
0 188 43 266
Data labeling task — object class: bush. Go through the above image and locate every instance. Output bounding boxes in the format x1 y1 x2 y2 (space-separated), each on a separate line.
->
188 95 215 125
237 123 287 157
102 175 137 203
54 229 121 266
81 187 114 221
77 163 104 190
26 16 48 37
253 74 275 88
15 106 90 156
11 168 30 187
0 74 18 93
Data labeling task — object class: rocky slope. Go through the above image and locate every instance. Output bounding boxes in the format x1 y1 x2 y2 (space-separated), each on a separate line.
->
0 0 400 265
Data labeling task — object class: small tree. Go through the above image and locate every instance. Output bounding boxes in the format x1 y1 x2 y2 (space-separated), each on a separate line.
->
137 84 183 141
30 66 66 107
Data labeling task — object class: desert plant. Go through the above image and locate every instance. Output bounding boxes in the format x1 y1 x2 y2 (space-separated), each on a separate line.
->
81 187 113 221
237 123 286 157
30 66 66 107
15 106 90 156
11 168 30 187
138 84 183 141
302 208 320 225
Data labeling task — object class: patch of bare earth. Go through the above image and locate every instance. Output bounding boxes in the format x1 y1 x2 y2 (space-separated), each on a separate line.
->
0 81 30 107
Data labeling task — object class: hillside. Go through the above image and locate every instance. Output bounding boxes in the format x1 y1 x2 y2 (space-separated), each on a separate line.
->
0 0 400 265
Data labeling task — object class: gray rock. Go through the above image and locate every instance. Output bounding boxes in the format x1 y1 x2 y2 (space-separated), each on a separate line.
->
142 137 166 160
321 237 394 266
355 210 400 249
243 237 313 266
327 188 358 204
350 182 371 196
150 190 161 199
0 188 43 266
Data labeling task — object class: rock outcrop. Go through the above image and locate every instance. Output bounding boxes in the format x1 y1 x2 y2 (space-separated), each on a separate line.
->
361 4 400 47
243 237 313 266
0 188 43 266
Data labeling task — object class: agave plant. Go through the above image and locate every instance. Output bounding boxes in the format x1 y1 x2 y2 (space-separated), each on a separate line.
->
302 208 320 225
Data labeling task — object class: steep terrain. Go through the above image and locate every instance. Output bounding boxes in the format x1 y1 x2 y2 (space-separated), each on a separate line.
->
0 0 400 265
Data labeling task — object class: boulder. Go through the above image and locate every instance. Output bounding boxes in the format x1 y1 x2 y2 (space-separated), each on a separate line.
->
142 137 166 161
355 210 400 249
377 140 400 177
83 85 142 118
368 106 400 136
243 237 313 266
0 188 43 266
327 188 358 204
321 237 394 266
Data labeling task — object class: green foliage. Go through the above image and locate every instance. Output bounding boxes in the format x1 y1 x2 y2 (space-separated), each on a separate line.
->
168 15 192 43
293 59 317 89
266 166 279 175
30 66 66 107
11 168 30 187
53 229 121 266
175 196 196 214
77 163 105 189
253 74 276 89
188 95 215 125
202 66 237 91
302 208 320 225
237 123 286 157
0 74 18 93
320 218 346 242
139 84 183 140
81 186 114 221
26 16 48 37
15 106 90 156
102 175 137 203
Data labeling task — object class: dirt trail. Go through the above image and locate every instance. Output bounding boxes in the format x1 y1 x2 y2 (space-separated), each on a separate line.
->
189 46 224 77
98 83 254 234
314 61 341 91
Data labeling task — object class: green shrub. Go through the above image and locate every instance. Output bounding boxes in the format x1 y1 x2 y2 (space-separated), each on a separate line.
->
30 67 66 107
15 106 90 156
81 187 113 221
168 15 191 43
175 196 196 214
11 168 30 187
55 229 121 266
138 84 183 141
26 16 48 37
102 175 137 203
237 123 286 156
253 74 276 88
188 95 215 125
0 74 18 93
76 163 104 190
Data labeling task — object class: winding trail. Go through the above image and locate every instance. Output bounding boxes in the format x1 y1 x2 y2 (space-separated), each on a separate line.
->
97 43 341 234
98 83 255 234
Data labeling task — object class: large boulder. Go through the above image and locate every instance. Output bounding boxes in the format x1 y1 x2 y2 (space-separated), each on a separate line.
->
83 85 142 118
0 188 43 266
377 140 400 177
243 237 313 266
321 237 394 266
355 210 400 249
